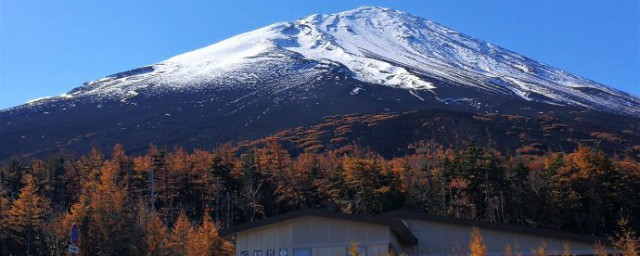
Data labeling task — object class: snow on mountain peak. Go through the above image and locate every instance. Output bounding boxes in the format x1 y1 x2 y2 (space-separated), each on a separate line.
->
19 6 640 116
282 6 639 115
158 5 438 91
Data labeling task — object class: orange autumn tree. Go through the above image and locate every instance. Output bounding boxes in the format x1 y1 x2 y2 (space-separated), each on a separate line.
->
612 218 640 256
166 147 191 218
90 154 139 254
342 155 401 214
2 138 640 255
0 182 10 255
555 145 619 234
145 209 169 256
56 146 143 255
6 174 49 255
188 149 218 213
169 210 193 256
187 213 234 256
57 193 90 254
469 227 487 256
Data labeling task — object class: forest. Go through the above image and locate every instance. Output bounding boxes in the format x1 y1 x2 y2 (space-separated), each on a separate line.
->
1 139 639 255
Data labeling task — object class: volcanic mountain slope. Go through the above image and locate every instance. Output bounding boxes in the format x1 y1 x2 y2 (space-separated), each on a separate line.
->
242 109 640 158
1 6 639 159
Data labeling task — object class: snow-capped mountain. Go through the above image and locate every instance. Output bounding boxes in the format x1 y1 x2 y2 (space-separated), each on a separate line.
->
2 6 640 159
17 6 640 116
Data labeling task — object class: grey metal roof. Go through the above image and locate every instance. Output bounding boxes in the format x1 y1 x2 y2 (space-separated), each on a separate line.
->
219 208 418 245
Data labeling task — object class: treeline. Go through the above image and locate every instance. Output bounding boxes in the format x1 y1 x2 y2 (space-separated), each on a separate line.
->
1 140 639 255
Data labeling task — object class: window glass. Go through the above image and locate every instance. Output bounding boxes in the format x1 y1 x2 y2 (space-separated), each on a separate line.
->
292 248 311 256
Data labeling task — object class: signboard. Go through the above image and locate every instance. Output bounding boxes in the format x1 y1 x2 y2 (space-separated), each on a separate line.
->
266 249 275 256
69 223 79 254
70 223 79 245
253 250 262 256
279 249 288 256
240 251 249 256
68 245 79 254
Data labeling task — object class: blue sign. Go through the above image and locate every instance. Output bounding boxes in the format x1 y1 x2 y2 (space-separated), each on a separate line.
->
70 223 79 245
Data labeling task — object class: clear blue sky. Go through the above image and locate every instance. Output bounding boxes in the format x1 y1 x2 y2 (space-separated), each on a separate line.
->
1 0 638 109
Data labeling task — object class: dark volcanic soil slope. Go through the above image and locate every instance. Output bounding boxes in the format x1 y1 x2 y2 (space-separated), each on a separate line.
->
244 109 640 158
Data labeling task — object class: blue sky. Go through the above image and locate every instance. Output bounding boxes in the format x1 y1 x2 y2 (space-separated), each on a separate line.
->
1 0 638 109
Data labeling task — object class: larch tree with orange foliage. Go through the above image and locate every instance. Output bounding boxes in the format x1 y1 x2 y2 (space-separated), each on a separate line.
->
342 155 401 214
612 218 640 256
167 147 192 218
90 159 139 254
0 179 12 255
56 192 91 255
5 174 49 255
555 145 620 234
145 209 169 256
469 227 487 256
169 210 193 256
187 213 234 256
1 138 640 255
188 149 218 218
55 146 144 255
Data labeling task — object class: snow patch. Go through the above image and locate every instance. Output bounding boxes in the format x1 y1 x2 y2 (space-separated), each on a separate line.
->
26 96 54 104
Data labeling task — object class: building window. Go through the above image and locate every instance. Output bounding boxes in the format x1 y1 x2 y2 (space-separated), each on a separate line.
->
292 248 311 256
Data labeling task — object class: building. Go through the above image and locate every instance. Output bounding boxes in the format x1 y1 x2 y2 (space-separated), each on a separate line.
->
220 209 617 256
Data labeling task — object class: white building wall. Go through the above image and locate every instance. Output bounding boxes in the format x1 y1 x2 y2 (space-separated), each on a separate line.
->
235 216 393 256
233 214 616 256
404 218 614 256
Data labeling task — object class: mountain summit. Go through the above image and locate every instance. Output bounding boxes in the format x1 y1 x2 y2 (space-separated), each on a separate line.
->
20 6 640 116
2 6 640 158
